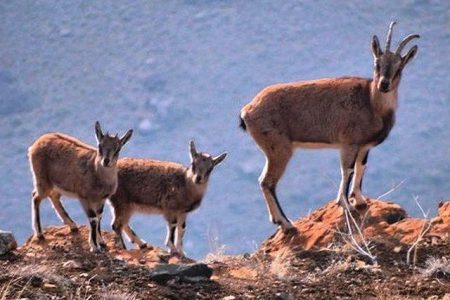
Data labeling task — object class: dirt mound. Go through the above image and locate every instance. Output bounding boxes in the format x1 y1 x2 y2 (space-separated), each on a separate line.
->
22 226 194 267
1 200 450 299
261 199 450 257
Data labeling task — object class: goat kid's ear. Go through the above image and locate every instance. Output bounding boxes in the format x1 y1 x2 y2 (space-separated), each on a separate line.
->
189 140 198 160
120 129 133 147
95 121 104 143
371 35 382 59
213 152 227 166
402 45 418 67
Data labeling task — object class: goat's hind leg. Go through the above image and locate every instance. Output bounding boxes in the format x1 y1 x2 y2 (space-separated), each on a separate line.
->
31 191 45 240
259 136 294 232
49 191 78 232
123 224 147 249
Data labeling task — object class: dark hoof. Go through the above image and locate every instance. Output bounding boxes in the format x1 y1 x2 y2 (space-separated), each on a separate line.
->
282 226 298 235
117 241 127 250
33 234 45 242
171 251 186 259
354 202 368 211
70 226 79 233
90 247 100 253
99 242 107 250
139 243 148 250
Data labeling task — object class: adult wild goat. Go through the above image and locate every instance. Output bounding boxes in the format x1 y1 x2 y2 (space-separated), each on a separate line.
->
240 22 419 232
109 141 227 256
28 122 133 252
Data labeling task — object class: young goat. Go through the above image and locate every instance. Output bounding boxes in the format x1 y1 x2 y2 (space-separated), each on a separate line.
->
28 122 133 252
240 22 420 232
109 140 227 255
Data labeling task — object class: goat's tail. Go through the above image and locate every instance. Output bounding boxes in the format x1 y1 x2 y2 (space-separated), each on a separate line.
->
239 110 247 131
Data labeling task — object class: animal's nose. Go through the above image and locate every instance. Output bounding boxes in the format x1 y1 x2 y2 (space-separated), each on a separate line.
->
103 158 110 166
379 79 390 91
195 176 202 184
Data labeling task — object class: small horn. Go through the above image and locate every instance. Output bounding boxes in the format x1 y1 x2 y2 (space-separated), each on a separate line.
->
385 21 396 52
395 33 420 55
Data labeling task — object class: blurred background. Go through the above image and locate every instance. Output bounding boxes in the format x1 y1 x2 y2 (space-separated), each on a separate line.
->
0 1 449 259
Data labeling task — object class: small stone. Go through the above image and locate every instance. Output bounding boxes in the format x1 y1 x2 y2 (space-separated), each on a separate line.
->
29 275 43 287
148 263 213 284
63 260 81 269
275 292 294 300
43 283 57 290
0 230 17 255
222 296 236 300
393 246 402 253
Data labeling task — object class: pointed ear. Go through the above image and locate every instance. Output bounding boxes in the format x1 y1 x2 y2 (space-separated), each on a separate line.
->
371 35 382 59
213 152 227 167
95 121 104 143
189 140 198 161
120 129 133 147
402 45 418 67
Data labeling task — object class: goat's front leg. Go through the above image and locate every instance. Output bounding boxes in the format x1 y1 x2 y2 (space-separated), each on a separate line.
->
336 145 359 209
174 214 187 256
164 215 178 254
349 148 370 210
111 217 126 249
95 203 106 250
81 201 101 253
49 191 78 232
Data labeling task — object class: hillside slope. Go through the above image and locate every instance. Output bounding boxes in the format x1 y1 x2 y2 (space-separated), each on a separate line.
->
1 199 449 299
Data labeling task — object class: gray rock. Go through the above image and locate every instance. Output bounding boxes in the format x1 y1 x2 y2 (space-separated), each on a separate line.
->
148 263 213 284
275 292 294 300
0 230 17 255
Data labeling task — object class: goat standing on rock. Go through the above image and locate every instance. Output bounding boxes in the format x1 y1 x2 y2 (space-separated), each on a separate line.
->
28 122 133 252
240 22 420 232
109 140 227 256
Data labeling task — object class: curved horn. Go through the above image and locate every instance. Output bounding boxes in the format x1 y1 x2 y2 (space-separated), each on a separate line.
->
385 21 396 52
395 33 420 55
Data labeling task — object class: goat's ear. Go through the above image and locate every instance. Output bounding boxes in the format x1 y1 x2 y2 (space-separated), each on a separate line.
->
189 140 198 161
402 45 418 67
95 121 104 143
120 129 133 147
371 35 382 58
213 152 227 166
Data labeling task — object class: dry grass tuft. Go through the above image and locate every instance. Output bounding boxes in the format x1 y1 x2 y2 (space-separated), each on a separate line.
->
101 291 139 300
420 257 450 279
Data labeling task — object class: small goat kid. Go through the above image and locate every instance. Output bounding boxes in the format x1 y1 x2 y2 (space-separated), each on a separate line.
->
28 122 133 252
109 141 227 255
240 22 419 232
